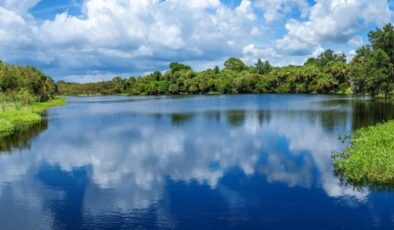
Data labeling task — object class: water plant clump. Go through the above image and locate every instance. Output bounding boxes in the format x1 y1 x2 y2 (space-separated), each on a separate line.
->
333 121 394 186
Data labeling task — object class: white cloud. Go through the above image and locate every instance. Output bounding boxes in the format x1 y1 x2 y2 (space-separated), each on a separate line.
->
348 36 364 47
0 0 261 80
311 46 325 57
254 0 310 22
277 0 392 55
242 43 281 64
185 0 221 9
0 0 40 13
0 0 392 80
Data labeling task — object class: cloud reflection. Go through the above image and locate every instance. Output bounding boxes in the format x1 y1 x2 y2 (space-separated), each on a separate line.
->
0 95 378 226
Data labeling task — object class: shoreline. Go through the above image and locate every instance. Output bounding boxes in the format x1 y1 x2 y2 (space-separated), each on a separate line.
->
0 98 66 137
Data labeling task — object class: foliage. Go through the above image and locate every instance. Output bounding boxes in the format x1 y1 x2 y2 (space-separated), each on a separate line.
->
0 60 64 137
255 59 272 75
52 23 392 99
57 58 351 96
305 49 346 68
0 97 66 137
333 121 394 186
349 23 394 98
169 62 192 73
0 118 13 135
0 62 56 101
224 57 247 72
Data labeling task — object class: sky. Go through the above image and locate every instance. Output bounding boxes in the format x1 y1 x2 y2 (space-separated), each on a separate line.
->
0 0 393 82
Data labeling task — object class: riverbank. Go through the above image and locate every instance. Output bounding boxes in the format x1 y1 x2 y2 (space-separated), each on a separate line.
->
0 98 66 137
333 120 394 187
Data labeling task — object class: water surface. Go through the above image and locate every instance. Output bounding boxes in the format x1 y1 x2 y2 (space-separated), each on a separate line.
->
1 95 394 229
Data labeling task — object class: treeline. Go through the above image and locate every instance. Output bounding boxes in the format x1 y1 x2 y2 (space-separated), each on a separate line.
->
57 24 393 98
58 52 351 96
57 79 125 96
0 61 56 103
0 24 392 99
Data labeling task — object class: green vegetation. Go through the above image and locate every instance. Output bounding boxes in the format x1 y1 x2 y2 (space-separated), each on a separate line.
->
333 121 394 187
0 61 56 101
58 54 350 96
57 24 394 99
0 119 13 136
57 78 127 96
1 24 393 184
0 61 65 137
331 23 394 186
0 97 65 137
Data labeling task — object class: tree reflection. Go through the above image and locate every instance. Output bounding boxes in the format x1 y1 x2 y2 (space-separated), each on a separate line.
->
351 100 394 130
225 110 246 127
1 96 394 228
171 113 194 125
0 119 48 153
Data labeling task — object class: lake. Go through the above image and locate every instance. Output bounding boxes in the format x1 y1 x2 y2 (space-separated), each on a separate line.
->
1 95 394 230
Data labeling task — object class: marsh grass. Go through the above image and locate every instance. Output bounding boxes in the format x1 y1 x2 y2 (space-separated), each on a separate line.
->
333 121 394 187
0 98 66 137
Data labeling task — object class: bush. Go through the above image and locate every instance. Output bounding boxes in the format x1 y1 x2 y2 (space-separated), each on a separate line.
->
333 121 394 186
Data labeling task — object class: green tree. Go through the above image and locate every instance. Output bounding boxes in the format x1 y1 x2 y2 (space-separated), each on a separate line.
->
169 62 192 73
349 46 370 94
368 24 394 62
365 49 391 97
305 49 346 68
255 59 272 74
348 24 394 98
214 65 220 74
224 57 246 72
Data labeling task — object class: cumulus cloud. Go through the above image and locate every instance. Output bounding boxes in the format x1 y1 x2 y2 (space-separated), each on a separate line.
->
0 0 392 80
348 36 364 47
242 43 281 64
0 0 40 13
0 0 262 80
277 0 392 55
254 0 310 22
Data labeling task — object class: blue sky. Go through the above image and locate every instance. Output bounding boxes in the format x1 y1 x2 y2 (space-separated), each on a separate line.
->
0 0 393 82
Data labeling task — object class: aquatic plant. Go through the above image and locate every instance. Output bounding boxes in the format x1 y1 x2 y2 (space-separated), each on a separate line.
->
333 121 394 186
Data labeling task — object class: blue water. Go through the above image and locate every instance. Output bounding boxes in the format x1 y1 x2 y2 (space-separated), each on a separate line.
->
1 95 394 229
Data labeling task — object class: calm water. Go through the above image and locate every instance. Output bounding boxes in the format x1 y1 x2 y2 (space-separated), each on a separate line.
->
1 95 394 230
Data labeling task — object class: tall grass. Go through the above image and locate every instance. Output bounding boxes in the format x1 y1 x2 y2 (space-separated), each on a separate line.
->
0 95 66 137
333 121 394 187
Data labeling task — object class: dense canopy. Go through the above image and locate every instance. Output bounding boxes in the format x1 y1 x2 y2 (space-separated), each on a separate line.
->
0 61 56 102
56 24 394 98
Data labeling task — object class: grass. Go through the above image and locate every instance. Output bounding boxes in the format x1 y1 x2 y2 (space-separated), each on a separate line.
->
0 98 66 137
333 121 394 187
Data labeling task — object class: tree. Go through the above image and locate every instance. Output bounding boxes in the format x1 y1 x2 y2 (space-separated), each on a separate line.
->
169 62 192 74
368 23 394 62
349 24 394 98
53 25 394 98
0 61 56 102
368 23 394 95
168 84 180 94
224 57 246 72
305 49 346 68
214 65 220 74
324 61 349 91
365 49 391 97
152 71 162 81
255 59 272 74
